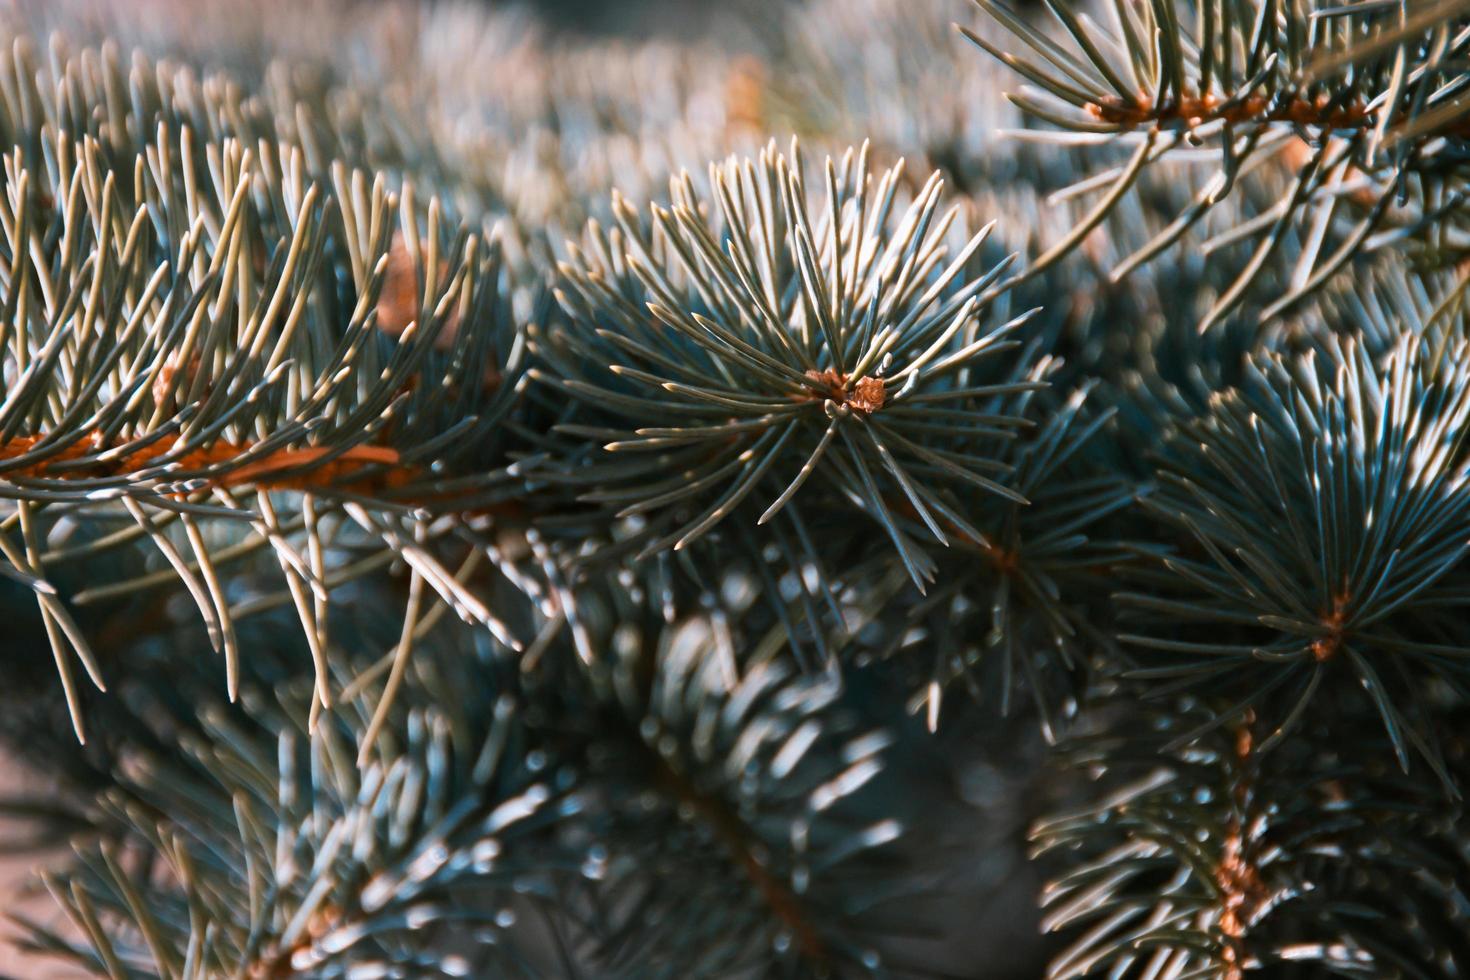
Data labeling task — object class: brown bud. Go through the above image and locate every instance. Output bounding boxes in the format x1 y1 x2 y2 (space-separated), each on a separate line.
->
375 232 463 351
847 375 886 414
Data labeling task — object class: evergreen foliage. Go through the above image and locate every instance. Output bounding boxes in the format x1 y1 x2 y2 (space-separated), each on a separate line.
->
0 0 1466 978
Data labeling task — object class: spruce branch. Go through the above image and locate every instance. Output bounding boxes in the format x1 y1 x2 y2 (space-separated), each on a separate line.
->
1034 699 1470 978
846 365 1132 738
523 589 932 979
1120 332 1470 782
0 39 551 732
536 140 1041 590
964 0 1470 326
16 625 578 980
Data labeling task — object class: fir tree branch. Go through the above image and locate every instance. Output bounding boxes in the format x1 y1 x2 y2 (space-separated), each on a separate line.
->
964 0 1470 325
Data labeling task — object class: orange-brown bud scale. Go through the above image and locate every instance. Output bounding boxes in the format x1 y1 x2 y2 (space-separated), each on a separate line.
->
0 432 415 494
801 369 886 414
1085 92 1372 131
